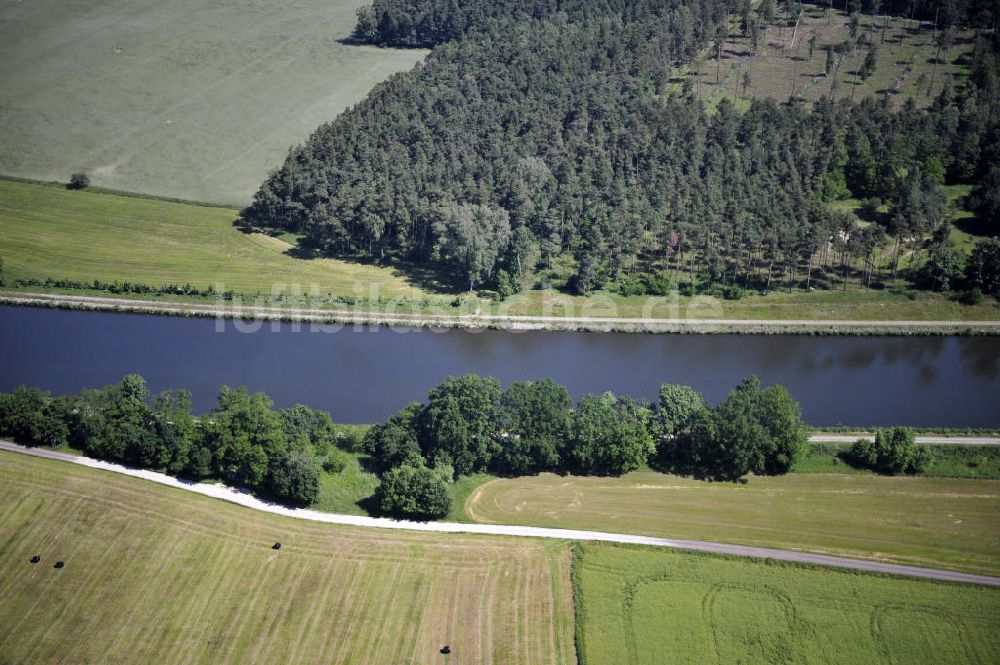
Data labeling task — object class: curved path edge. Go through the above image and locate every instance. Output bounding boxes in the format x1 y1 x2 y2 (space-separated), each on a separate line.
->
2 441 998 587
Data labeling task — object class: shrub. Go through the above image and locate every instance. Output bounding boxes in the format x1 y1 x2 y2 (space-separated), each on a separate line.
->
374 464 452 520
721 284 745 300
266 448 322 505
617 274 646 297
644 272 675 296
917 247 962 292
67 172 90 190
322 448 347 474
956 288 985 306
844 428 932 474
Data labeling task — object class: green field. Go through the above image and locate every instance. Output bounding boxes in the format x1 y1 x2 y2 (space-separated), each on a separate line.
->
466 471 1000 575
0 0 424 205
0 179 429 298
0 452 575 664
575 543 1000 665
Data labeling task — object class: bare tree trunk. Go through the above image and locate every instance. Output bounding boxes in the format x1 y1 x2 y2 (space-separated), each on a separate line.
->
891 236 901 281
790 38 801 100
745 251 757 288
928 5 940 95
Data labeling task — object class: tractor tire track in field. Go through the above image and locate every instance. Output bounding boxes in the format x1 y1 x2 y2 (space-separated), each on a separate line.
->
2 442 999 588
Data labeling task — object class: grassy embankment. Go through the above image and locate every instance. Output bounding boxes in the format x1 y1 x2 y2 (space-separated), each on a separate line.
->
0 0 425 205
464 469 1000 576
0 451 575 665
312 435 492 522
798 442 1000 478
3 178 998 324
575 543 1000 665
311 434 1000 575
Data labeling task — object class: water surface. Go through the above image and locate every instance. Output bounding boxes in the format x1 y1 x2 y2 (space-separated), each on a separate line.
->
1 306 997 426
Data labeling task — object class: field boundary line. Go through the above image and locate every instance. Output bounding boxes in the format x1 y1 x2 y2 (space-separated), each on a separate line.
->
2 441 999 587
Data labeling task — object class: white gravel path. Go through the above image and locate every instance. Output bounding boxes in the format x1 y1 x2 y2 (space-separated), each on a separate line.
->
2 441 998 587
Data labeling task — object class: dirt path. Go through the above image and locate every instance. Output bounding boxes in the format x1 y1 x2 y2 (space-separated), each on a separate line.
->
3 291 1000 334
3 441 998 587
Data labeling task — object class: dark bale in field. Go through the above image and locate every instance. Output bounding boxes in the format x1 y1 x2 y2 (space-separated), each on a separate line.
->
30 555 40 564
53 561 64 569
272 542 281 550
440 645 451 654
67 173 90 190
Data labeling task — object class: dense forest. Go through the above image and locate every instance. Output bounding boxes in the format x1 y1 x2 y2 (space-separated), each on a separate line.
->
247 1 1000 299
356 0 1000 47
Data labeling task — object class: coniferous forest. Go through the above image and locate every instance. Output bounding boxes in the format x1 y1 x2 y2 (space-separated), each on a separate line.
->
245 0 1000 299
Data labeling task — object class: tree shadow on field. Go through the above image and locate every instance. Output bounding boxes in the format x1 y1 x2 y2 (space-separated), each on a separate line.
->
337 34 369 46
954 214 990 238
356 493 382 516
231 216 464 295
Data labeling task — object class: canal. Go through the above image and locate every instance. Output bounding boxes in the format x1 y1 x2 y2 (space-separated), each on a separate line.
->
1 306 997 426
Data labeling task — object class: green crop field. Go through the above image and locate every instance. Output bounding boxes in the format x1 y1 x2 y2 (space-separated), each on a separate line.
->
0 0 425 205
0 179 430 298
0 452 576 664
575 543 1000 665
466 471 1000 575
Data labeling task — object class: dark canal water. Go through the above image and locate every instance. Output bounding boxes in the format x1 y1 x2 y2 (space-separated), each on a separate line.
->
1 306 998 426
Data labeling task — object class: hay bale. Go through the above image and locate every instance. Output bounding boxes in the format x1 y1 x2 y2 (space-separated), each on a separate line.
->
54 561 65 569
30 555 40 564
272 542 282 550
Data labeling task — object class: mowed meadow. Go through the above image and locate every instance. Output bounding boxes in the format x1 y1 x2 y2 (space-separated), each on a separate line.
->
576 544 1000 665
0 453 576 665
0 179 429 298
0 0 425 205
465 471 1000 576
